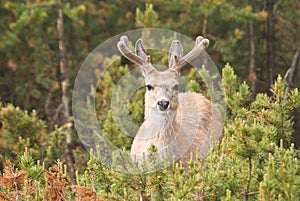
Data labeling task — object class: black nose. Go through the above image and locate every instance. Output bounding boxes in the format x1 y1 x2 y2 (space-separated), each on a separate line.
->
157 100 170 110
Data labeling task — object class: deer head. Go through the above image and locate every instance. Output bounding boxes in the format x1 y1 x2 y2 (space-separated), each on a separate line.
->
117 35 209 119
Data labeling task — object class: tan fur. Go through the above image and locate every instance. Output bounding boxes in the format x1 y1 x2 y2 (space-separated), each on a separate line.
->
117 35 223 164
131 77 223 163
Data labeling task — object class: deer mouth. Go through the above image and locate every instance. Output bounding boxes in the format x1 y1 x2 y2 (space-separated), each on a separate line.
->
157 107 170 113
157 108 171 115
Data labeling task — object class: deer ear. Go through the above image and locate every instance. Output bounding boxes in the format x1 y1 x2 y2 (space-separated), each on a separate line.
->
135 39 147 61
168 40 183 69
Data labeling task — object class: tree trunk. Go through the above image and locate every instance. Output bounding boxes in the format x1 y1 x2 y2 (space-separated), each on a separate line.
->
285 46 300 148
266 0 276 88
284 46 300 96
249 21 256 95
57 0 75 181
57 0 69 122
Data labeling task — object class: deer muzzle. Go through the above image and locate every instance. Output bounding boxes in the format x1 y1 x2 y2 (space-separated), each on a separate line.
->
157 100 170 111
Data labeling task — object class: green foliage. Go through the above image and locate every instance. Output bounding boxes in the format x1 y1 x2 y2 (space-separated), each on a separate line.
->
0 104 46 162
82 65 300 200
0 103 84 174
129 87 145 126
259 141 300 200
136 3 160 28
1 64 299 200
1 0 299 119
19 148 44 181
95 58 133 150
0 0 300 199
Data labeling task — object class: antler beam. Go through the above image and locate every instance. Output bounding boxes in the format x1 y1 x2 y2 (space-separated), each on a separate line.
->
117 36 148 66
171 36 209 71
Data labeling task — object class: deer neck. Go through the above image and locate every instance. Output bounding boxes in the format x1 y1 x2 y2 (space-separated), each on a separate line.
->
144 107 177 140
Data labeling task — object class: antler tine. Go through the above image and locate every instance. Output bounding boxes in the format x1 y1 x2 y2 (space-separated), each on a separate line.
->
117 35 148 66
172 36 209 71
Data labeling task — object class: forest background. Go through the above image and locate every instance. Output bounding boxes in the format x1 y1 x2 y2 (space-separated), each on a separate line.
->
0 0 300 200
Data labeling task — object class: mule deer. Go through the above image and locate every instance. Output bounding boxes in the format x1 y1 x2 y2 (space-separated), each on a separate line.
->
117 35 223 165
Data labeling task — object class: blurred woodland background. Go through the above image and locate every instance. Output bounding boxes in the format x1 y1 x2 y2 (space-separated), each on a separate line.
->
1 0 299 117
0 0 300 200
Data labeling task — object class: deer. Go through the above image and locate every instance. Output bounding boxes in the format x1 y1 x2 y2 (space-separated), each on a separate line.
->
117 35 224 167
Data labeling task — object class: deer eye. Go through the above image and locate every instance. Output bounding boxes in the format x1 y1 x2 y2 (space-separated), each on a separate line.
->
173 84 179 91
146 84 154 91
